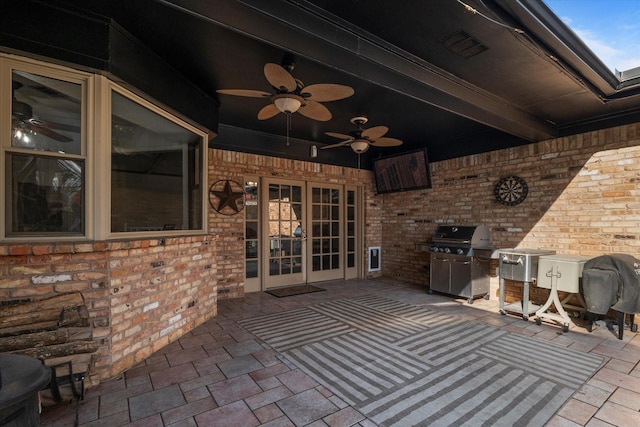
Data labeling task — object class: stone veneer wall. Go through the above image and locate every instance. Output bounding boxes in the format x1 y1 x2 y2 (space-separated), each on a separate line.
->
379 122 640 304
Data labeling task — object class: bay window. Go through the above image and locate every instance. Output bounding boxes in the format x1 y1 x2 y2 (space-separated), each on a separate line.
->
110 91 203 233
1 55 207 240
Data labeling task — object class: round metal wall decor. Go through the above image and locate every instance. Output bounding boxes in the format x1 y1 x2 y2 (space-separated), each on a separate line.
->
494 175 528 206
209 179 245 215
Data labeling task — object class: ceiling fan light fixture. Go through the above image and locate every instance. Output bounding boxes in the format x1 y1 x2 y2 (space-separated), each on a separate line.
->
350 140 369 153
273 95 302 114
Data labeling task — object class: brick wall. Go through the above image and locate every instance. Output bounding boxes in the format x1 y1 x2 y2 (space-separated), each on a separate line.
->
379 122 640 304
0 149 378 385
208 149 382 299
0 236 216 384
3 122 639 384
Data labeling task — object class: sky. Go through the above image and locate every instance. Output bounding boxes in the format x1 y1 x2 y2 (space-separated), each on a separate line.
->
543 0 640 74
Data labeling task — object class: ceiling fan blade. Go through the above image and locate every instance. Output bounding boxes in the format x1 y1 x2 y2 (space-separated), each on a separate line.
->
12 99 33 121
370 137 403 147
30 118 80 133
320 141 350 150
362 125 388 140
325 131 352 140
264 63 296 92
24 120 72 142
216 89 271 98
298 100 331 121
257 103 281 120
301 84 354 102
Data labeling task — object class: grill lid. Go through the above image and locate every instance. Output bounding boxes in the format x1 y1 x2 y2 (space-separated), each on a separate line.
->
432 225 490 248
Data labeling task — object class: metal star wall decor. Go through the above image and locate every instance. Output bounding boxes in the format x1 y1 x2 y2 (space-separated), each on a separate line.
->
209 179 245 215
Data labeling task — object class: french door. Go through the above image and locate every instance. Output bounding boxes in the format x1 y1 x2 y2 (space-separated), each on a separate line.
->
263 179 305 288
260 179 359 289
306 183 345 283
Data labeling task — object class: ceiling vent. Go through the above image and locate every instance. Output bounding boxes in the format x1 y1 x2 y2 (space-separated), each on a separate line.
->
440 30 488 59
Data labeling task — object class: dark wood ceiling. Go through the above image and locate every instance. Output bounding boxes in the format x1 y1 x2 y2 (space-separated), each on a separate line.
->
5 0 640 169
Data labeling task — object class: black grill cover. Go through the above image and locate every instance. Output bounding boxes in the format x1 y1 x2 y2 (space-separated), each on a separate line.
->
582 254 640 315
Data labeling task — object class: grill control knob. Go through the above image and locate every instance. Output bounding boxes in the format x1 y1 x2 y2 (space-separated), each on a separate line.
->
456 248 464 255
444 247 451 253
430 246 438 252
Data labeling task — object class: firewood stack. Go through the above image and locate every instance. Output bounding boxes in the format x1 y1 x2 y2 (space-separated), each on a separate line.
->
0 292 99 406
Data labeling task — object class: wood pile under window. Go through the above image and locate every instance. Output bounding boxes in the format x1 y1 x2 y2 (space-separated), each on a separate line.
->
0 292 99 406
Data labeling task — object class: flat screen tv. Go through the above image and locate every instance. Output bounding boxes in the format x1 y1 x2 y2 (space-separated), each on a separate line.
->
373 148 431 194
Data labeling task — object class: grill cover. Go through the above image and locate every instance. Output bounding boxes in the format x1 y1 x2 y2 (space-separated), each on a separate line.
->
582 254 640 315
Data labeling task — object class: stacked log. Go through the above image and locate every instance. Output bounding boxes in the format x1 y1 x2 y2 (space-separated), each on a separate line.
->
0 292 99 406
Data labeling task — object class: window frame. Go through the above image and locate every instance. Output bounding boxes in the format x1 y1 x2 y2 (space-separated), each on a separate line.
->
1 55 91 241
1 54 209 242
98 80 208 240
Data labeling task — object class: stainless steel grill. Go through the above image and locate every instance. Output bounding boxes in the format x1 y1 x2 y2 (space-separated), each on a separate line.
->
429 225 491 303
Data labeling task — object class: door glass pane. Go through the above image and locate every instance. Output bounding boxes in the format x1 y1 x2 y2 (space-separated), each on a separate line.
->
245 180 259 280
331 222 339 236
246 222 258 239
346 190 356 271
312 187 321 203
292 186 302 202
268 183 303 278
246 260 258 278
269 184 279 200
311 185 341 272
281 185 290 200
322 188 330 203
246 241 258 258
348 253 355 268
293 257 302 273
321 205 329 220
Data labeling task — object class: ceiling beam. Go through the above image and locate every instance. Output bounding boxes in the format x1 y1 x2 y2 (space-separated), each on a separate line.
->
159 0 557 141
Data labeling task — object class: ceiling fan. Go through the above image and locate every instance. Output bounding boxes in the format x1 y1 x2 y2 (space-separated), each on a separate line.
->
12 81 75 143
216 59 354 122
322 116 403 153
